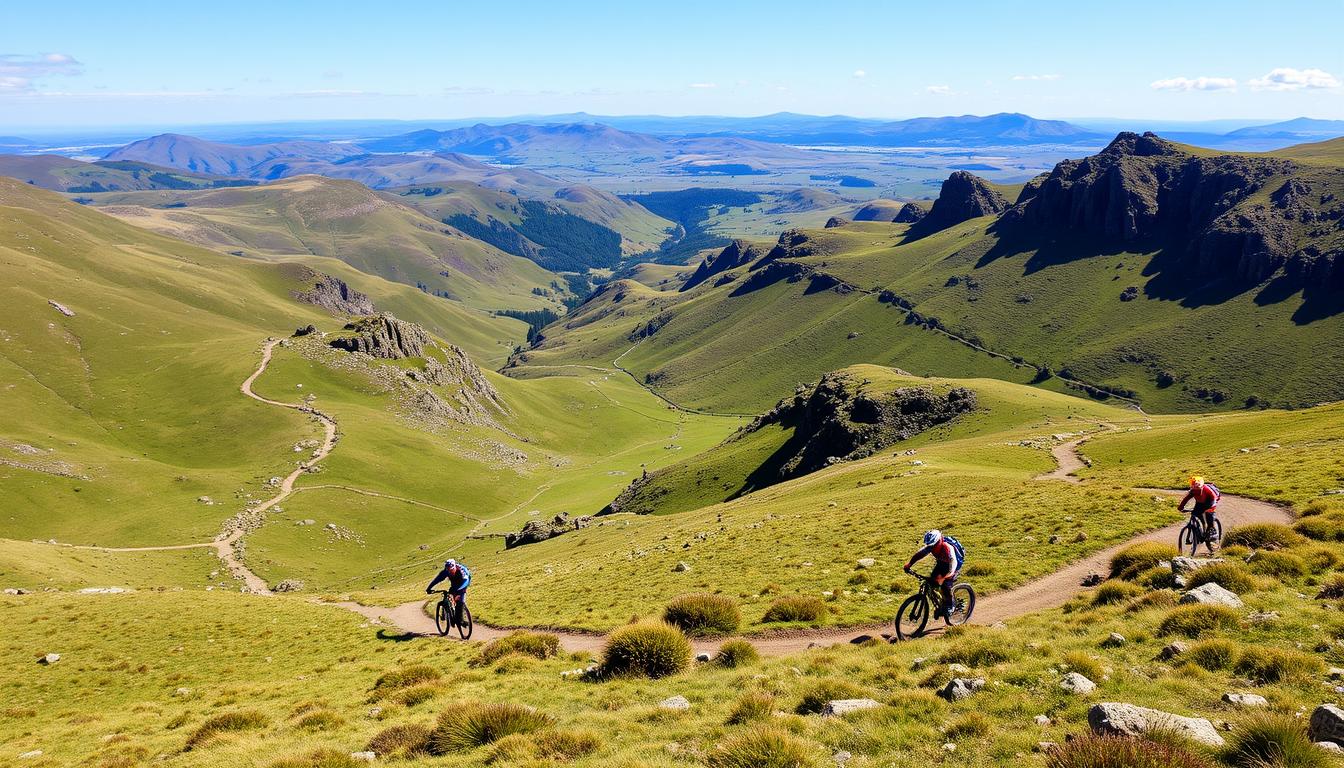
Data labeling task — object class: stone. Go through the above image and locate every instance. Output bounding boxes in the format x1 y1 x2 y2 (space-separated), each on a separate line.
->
1035 742 1059 753
1172 556 1224 575
1181 582 1243 607
19 750 43 759
1102 633 1126 648
1088 702 1225 747
856 558 876 569
942 742 956 752
1080 573 1104 587
1159 641 1189 661
350 751 376 763
1049 535 1061 544
1221 693 1268 708
673 561 691 572
1310 704 1344 746
659 695 691 711
911 657 928 670
273 579 304 593
938 678 985 702
823 698 882 716
1060 672 1097 694
833 750 853 764
695 653 711 663
39 653 60 665
174 687 191 697
1034 714 1052 726
1330 667 1344 680
1319 741 1344 753
47 299 74 317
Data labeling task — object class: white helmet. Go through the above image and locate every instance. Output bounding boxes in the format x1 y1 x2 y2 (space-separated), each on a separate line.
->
923 530 942 546
444 559 458 569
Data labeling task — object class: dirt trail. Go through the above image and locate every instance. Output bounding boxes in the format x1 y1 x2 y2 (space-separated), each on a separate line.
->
1038 435 1092 483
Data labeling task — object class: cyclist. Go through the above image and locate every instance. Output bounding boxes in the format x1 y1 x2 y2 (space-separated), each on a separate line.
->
1178 476 1221 553
426 558 472 621
904 530 962 620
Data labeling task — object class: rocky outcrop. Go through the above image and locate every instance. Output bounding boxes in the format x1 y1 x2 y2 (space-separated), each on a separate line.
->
824 216 847 228
330 314 428 359
682 239 765 291
1088 702 1225 747
907 172 1009 237
1311 704 1344 746
893 202 927 223
504 512 591 549
293 270 375 315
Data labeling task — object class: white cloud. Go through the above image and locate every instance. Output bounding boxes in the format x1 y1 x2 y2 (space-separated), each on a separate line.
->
443 86 495 96
1150 76 1237 92
688 82 717 89
1248 67 1340 91
0 52 83 93
852 69 866 78
925 84 953 95
1011 74 1061 81
289 89 385 98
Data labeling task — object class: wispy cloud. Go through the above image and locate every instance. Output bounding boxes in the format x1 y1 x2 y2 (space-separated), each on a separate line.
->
924 84 953 95
288 89 388 98
688 82 717 89
0 52 83 93
1011 73 1061 81
1248 67 1340 91
443 86 495 96
852 69 866 79
1150 75 1237 92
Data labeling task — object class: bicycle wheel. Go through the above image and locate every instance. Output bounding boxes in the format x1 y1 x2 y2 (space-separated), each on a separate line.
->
456 603 473 640
434 599 450 636
895 594 929 640
946 583 976 626
1209 518 1223 548
1179 524 1198 556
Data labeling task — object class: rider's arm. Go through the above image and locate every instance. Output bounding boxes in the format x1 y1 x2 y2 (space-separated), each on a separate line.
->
1177 489 1195 510
904 545 933 571
426 568 448 592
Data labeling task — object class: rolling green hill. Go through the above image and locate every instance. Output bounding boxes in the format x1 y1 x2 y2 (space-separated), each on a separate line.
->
0 154 255 193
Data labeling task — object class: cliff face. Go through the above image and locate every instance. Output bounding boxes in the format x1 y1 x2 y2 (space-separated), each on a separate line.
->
682 239 765 291
330 314 428 359
907 171 1010 237
292 270 375 315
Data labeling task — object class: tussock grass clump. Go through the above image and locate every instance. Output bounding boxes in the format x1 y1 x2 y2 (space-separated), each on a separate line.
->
795 680 869 714
1186 562 1257 594
1137 567 1179 590
1294 516 1344 542
185 710 268 750
940 641 1014 667
707 726 817 768
1222 713 1329 768
367 723 433 758
1110 542 1179 580
1233 646 1323 684
428 702 554 754
761 595 827 623
292 709 344 731
1246 550 1308 579
394 684 440 707
600 621 691 678
474 631 561 666
488 728 602 763
1093 580 1144 606
663 593 741 636
1062 651 1104 681
1301 545 1341 574
1126 589 1180 613
727 691 776 724
962 562 995 578
1317 574 1344 599
372 664 441 697
1045 734 1215 768
1184 639 1238 670
715 639 760 668
268 749 363 768
946 711 992 739
1158 604 1240 638
1223 523 1305 550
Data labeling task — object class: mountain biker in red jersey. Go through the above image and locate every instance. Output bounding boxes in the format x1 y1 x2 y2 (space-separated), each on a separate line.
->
426 558 472 619
1178 476 1221 551
904 530 961 620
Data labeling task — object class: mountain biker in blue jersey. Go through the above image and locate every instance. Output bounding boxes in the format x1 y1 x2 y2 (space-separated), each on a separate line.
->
904 530 963 620
426 559 471 619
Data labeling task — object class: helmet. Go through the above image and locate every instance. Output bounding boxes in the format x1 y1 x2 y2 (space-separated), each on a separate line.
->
1190 476 1205 487
923 530 942 546
444 559 458 569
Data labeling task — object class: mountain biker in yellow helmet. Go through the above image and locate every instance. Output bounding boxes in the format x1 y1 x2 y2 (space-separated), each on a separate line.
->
1178 476 1221 553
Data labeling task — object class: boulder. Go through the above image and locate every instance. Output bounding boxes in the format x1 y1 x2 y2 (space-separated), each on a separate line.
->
1102 633 1126 648
39 653 60 665
938 678 985 702
658 695 691 711
1172 556 1224 575
505 512 593 549
1319 741 1344 753
1034 714 1051 726
350 751 376 763
273 579 304 593
330 313 427 359
1222 693 1268 708
1088 702 1225 747
1158 641 1189 661
694 653 711 663
856 558 876 569
823 698 882 716
19 750 42 759
1310 704 1344 746
1060 672 1097 694
673 561 691 573
1180 583 1243 607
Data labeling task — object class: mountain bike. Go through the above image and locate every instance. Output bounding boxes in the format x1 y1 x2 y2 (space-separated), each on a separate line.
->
433 590 473 639
895 571 975 640
1177 508 1222 556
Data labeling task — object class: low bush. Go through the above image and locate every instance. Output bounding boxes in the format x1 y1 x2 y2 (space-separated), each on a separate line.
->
600 621 691 678
1317 574 1344 599
1233 646 1323 684
428 702 553 754
962 562 995 578
761 595 827 623
1045 734 1215 768
1222 713 1329 768
185 710 268 750
474 631 561 666
488 728 602 763
367 723 432 758
292 709 344 731
1295 515 1344 542
372 664 440 697
1158 605 1240 637
946 711 992 739
1110 542 1179 580
1301 545 1342 574
940 641 1014 667
1184 639 1238 670
395 684 440 707
1246 550 1308 579
727 691 776 724
1136 567 1178 590
1223 523 1305 550
663 593 741 636
1126 589 1179 613
707 726 817 768
795 680 869 714
1185 563 1257 594
1062 651 1104 681
267 749 363 768
1093 580 1144 606
715 639 759 668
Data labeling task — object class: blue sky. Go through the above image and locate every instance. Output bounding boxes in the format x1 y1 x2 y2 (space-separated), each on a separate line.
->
2 0 1341 129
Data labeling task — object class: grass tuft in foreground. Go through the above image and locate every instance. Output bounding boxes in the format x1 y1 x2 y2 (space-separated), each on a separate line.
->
428 701 554 753
600 621 692 678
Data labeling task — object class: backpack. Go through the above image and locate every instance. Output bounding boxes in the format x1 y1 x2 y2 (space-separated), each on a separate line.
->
1205 483 1221 503
944 535 967 564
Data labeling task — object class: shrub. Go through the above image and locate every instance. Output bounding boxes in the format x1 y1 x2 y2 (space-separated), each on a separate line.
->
1062 651 1104 681
1186 563 1256 594
796 680 869 715
292 709 344 731
600 621 691 678
1093 580 1144 606
1223 523 1305 550
1045 734 1215 768
1184 639 1238 670
1246 550 1308 579
761 595 827 623
1295 516 1344 542
1317 574 1344 599
663 593 741 636
1158 605 1240 637
1126 589 1179 613
1234 646 1323 684
1110 542 1179 580
940 641 1013 667
367 723 432 758
946 711 992 739
372 664 440 697
267 749 363 768
474 631 560 666
1136 567 1179 590
727 691 776 724
715 639 759 668
395 684 440 707
428 702 553 753
1222 713 1329 768
707 726 817 768
1301 546 1342 574
185 710 268 750
488 728 602 763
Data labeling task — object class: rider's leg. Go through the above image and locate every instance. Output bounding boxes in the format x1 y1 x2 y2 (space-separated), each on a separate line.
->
932 562 954 619
1201 508 1217 551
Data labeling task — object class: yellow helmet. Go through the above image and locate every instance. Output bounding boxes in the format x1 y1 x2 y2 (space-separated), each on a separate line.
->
1189 476 1205 487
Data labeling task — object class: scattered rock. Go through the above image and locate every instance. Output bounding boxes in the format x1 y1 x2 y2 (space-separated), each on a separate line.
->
292 269 375 316
1080 573 1104 587
78 587 129 594
1311 704 1344 746
293 324 318 337
273 579 304 593
942 742 956 752
1049 535 1061 544
695 653 711 663
938 678 985 702
18 750 42 759
1088 702 1225 747
1102 633 1126 648
824 699 882 716
856 558 876 569
833 750 853 764
1034 714 1051 726
3 588 28 595
1158 641 1189 661
1036 742 1059 753
39 653 60 665
504 512 592 549
659 695 691 711
1222 693 1268 708
1180 583 1243 607
1060 672 1097 694
1172 556 1224 575
673 561 691 573
350 751 376 763
197 496 213 504
174 687 191 697
47 300 75 317
1319 741 1344 753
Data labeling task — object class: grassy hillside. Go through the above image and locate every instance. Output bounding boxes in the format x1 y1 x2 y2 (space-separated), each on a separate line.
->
0 154 255 193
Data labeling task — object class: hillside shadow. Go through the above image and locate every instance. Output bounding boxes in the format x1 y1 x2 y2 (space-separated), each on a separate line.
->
729 429 805 501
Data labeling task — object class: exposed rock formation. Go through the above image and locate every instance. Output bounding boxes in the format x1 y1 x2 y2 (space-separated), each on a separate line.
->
293 270 375 315
330 314 427 359
504 512 591 549
908 171 1009 237
682 239 766 291
823 216 847 228
893 202 927 223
